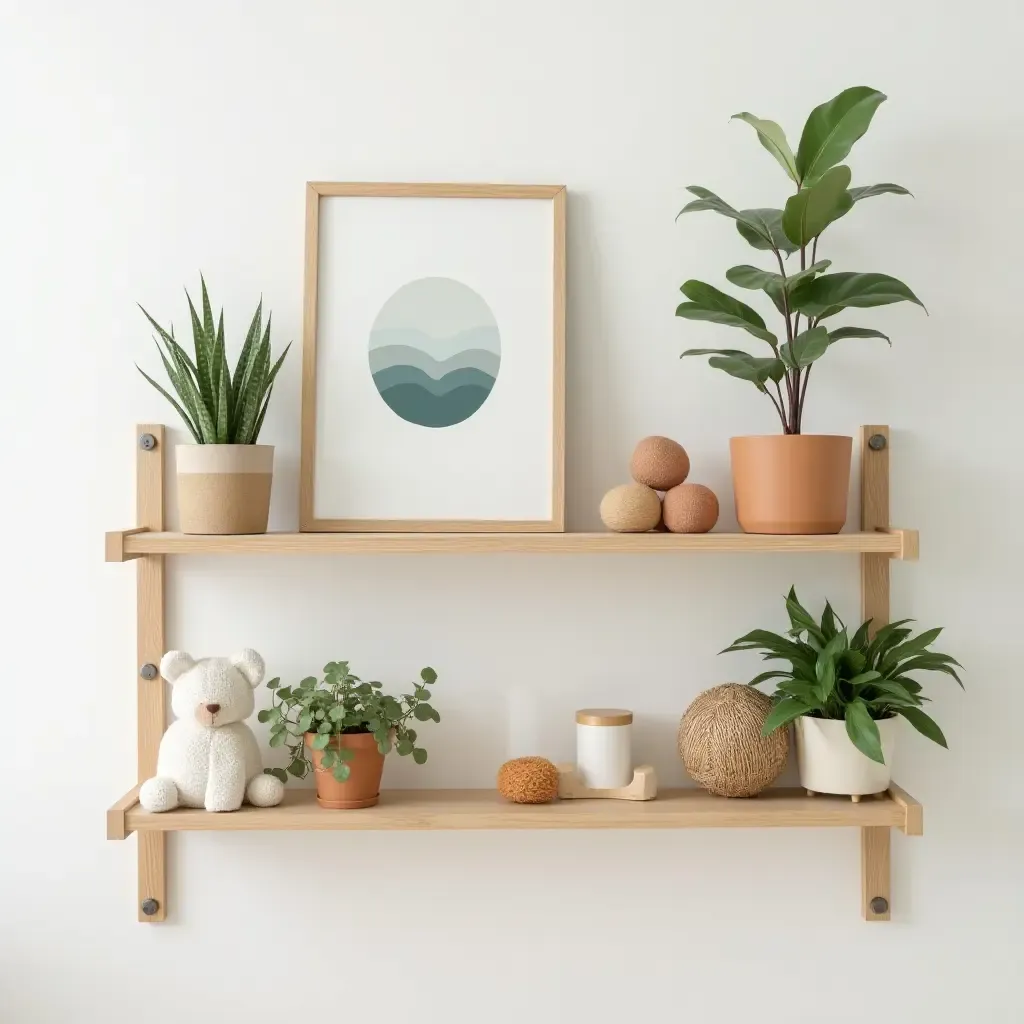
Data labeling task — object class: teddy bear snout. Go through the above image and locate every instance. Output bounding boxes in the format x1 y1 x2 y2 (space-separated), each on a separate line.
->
205 703 221 714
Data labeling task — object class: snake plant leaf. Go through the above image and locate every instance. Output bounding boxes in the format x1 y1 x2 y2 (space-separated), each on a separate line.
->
782 165 853 246
781 325 830 368
827 326 891 346
136 366 202 442
849 183 912 203
677 280 778 346
200 274 215 356
790 272 925 318
139 306 199 379
731 112 798 183
734 208 800 254
152 339 202 429
232 301 262 414
236 339 270 444
844 698 885 764
186 292 215 414
796 87 887 186
708 354 785 391
897 706 948 747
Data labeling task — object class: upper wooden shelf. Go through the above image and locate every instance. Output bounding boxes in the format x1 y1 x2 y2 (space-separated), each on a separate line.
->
105 528 918 561
108 784 923 838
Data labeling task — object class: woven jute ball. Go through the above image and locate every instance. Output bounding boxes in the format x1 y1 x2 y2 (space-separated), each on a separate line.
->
599 483 662 532
678 684 788 797
497 757 560 804
663 482 719 534
630 436 690 491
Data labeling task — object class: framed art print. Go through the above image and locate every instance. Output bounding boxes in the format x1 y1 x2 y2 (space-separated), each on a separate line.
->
299 182 566 532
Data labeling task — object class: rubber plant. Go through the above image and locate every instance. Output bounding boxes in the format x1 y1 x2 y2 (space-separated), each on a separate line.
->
260 661 440 783
723 588 963 763
136 276 290 443
677 87 924 433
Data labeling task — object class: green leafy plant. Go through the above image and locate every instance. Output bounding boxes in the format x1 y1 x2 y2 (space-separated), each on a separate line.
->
723 588 962 763
259 661 440 784
677 87 924 434
137 275 290 443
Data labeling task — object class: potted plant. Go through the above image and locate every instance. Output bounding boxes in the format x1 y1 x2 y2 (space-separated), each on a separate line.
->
137 276 290 535
676 87 924 533
723 589 962 798
259 661 440 809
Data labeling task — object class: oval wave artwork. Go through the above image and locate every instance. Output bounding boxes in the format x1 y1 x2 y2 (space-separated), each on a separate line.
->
368 277 500 428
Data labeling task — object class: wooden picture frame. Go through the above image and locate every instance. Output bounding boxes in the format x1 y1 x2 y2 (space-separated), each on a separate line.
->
299 182 566 532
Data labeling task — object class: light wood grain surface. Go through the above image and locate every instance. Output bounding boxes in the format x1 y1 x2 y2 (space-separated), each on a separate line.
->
861 825 892 921
861 425 891 638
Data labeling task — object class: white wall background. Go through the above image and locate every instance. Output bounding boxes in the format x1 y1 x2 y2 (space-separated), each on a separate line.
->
2 2 1022 1021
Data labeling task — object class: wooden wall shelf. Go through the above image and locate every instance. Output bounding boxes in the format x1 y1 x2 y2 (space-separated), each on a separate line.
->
105 423 922 924
106 527 918 560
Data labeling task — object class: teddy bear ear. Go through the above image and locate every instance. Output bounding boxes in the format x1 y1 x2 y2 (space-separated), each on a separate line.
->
160 650 196 683
230 649 265 689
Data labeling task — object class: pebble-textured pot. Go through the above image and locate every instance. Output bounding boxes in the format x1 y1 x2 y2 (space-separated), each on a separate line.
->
663 483 719 533
176 444 273 535
630 436 690 491
306 732 385 809
599 483 662 532
730 435 852 535
796 716 897 796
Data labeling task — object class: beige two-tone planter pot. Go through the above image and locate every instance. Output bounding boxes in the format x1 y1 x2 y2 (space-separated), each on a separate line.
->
176 444 274 535
796 716 897 799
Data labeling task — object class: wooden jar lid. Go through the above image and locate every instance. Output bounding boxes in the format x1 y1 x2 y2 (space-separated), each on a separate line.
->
576 708 633 727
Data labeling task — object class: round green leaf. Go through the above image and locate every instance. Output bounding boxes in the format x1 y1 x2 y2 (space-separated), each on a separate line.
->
420 666 437 684
287 759 307 778
257 709 271 723
412 748 428 765
332 763 351 782
311 732 331 750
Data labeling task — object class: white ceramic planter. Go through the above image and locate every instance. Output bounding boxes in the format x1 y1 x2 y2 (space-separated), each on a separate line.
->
176 444 274 535
796 716 897 796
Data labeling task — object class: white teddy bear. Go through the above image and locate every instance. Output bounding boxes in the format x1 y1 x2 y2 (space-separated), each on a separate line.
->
139 649 285 813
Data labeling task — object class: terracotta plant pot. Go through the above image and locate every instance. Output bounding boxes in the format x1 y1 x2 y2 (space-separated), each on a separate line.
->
176 444 273 535
729 434 852 534
306 731 385 809
795 716 897 796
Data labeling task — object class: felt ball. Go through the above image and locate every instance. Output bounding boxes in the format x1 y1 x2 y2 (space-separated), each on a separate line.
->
678 684 789 798
663 483 719 533
497 757 560 804
600 483 662 532
630 436 690 490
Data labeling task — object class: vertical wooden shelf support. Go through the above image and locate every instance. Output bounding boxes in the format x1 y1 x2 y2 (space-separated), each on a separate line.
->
136 425 167 922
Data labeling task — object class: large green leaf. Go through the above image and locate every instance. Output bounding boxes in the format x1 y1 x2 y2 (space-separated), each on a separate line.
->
734 208 800 255
731 112 798 182
790 272 926 318
681 347 752 358
796 87 887 186
136 365 202 442
897 706 948 747
828 326 891 346
849 183 912 203
844 699 885 764
676 280 778 346
781 325 830 368
882 627 943 672
761 697 812 735
726 265 779 291
708 354 786 390
782 166 853 246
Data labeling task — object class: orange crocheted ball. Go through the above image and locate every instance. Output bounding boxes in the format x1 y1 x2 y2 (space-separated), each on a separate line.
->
663 483 719 533
497 757 560 804
630 436 690 491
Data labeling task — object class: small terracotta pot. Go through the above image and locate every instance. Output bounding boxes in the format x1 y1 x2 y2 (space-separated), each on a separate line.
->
729 434 852 534
176 444 273 535
306 732 385 809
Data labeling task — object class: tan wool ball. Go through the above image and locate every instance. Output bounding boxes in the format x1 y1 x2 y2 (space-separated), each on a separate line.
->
630 436 690 491
600 483 662 532
497 757 560 804
678 684 789 798
663 483 720 533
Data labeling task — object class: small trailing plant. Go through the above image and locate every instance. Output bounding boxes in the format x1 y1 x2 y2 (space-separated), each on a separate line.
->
260 661 440 784
677 86 924 434
723 588 962 764
137 275 290 444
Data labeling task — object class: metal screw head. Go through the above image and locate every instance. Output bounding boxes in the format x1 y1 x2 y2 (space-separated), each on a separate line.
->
868 434 887 451
139 433 157 451
140 663 158 680
141 898 160 916
870 896 889 914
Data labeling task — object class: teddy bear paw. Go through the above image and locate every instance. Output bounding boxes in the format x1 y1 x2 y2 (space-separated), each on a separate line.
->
246 773 285 807
139 777 179 813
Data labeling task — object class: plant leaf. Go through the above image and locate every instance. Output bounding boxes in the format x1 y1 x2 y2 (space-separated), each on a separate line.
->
676 280 778 346
731 112 798 182
135 365 202 442
707 354 785 390
412 748 428 765
232 300 263 415
849 183 912 203
747 670 793 688
761 696 810 735
680 347 752 359
828 326 891 346
734 208 800 255
311 732 331 750
897 706 948 748
796 87 887 186
844 699 885 764
790 272 926 319
781 325 830 369
782 165 853 246
882 627 943 671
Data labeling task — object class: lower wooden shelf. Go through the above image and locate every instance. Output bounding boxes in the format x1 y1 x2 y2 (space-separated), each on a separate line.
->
109 783 922 836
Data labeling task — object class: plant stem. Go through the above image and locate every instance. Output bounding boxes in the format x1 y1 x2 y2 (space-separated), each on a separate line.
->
772 248 796 432
797 364 813 432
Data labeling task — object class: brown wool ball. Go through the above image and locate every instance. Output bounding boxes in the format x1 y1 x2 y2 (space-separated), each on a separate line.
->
630 436 690 491
678 684 789 798
497 757 560 804
600 483 662 532
663 482 719 533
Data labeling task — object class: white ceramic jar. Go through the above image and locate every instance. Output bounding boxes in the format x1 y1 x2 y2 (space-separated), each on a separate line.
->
576 708 633 788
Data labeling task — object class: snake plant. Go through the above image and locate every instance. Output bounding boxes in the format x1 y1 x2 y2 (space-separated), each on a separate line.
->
136 276 290 444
